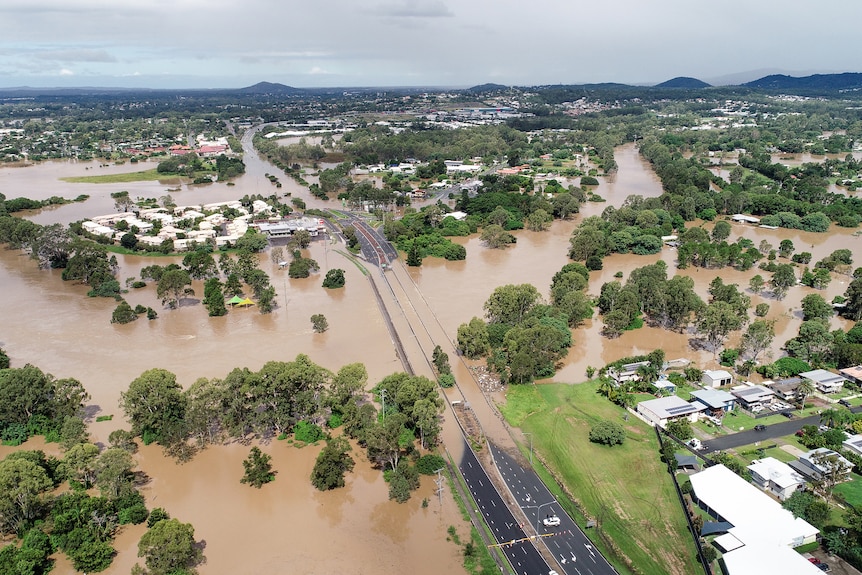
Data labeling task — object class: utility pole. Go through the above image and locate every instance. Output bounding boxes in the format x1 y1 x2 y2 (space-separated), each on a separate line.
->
434 468 445 506
380 388 387 423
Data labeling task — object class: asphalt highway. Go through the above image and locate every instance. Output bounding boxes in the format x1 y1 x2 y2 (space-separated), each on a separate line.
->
489 444 619 575
458 439 553 575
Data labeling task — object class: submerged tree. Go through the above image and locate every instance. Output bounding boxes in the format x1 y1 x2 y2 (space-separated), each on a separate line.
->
240 447 275 488
310 436 355 491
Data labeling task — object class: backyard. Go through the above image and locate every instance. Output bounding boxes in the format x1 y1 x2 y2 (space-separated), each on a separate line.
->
500 381 699 575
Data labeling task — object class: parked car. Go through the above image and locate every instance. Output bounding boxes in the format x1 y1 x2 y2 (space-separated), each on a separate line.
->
796 429 806 437
783 411 795 419
751 404 764 413
818 563 831 572
687 438 703 450
839 399 852 407
754 424 766 431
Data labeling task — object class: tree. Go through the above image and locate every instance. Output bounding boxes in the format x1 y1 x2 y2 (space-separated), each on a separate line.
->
801 293 833 322
771 264 797 300
740 319 776 363
785 320 833 365
711 220 731 242
0 456 53 534
480 224 516 249
778 239 795 258
406 242 422 267
202 278 227 317
484 284 540 325
797 378 815 410
120 369 187 445
240 447 275 488
457 317 490 358
156 268 192 309
748 274 765 295
696 301 744 358
182 250 217 280
365 412 410 472
588 420 626 446
666 418 693 440
322 268 346 289
842 278 862 321
112 299 138 324
94 448 135 498
120 232 139 250
526 208 552 231
0 348 8 369
136 518 202 575
311 314 329 333
59 415 89 450
310 436 355 491
224 273 243 297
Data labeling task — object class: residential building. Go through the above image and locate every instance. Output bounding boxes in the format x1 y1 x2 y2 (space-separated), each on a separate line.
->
702 369 733 388
766 377 802 402
799 369 848 394
842 434 862 457
730 385 775 410
747 458 806 501
607 361 651 385
793 449 853 483
731 214 761 224
840 365 862 386
690 389 736 416
689 465 819 575
636 396 704 427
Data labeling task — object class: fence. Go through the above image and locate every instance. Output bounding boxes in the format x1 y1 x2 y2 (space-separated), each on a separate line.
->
655 427 714 575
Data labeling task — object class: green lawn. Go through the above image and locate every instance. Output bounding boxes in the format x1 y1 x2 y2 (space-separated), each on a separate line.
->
61 168 184 183
500 382 698 575
835 476 862 508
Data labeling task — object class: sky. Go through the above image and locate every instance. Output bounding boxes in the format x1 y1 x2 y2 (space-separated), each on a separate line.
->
2 0 861 89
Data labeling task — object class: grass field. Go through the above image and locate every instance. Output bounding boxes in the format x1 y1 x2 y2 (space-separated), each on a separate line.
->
61 169 183 183
499 382 698 575
835 477 862 508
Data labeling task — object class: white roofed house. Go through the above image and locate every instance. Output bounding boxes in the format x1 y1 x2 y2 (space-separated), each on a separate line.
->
730 385 774 411
793 448 853 487
747 458 806 501
689 465 820 575
636 396 704 428
799 369 848 394
607 360 651 386
702 369 732 388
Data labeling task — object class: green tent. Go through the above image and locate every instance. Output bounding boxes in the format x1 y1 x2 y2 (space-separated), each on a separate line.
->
228 295 243 306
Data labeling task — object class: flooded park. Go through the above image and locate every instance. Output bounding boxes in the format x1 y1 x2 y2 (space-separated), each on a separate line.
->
1 137 860 573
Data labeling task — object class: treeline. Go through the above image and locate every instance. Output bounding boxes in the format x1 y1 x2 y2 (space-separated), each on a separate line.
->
456 263 592 384
119 356 444 501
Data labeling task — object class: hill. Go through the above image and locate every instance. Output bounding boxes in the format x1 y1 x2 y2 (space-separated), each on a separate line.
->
654 77 711 88
744 72 862 92
237 81 305 95
464 83 509 94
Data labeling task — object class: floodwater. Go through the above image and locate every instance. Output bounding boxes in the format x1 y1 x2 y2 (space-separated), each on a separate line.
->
2 139 861 573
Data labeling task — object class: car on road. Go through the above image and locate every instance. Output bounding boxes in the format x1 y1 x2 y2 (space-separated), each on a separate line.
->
754 424 766 431
542 515 561 527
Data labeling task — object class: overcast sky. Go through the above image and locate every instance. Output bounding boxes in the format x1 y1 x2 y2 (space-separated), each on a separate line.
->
2 0 860 89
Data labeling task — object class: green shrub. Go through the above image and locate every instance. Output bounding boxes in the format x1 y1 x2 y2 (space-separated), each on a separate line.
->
294 421 326 443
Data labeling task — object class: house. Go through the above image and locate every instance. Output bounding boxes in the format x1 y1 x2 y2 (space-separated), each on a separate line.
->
799 369 848 394
842 434 862 457
607 361 651 385
747 457 806 501
766 377 803 402
702 369 733 388
731 214 761 224
652 378 676 396
689 465 820 575
690 389 736 415
840 365 862 386
636 396 704 427
793 449 853 483
730 385 775 411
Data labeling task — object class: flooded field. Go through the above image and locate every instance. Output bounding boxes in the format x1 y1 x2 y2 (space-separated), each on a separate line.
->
1 139 860 573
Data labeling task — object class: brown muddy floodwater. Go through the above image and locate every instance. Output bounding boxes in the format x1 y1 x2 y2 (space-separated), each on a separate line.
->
1 141 861 573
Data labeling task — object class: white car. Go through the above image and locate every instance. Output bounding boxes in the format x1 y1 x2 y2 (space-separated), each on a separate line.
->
542 515 561 527
751 404 764 413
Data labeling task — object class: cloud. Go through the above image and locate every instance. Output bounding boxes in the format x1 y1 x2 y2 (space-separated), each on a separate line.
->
58 68 74 75
34 48 116 63
308 66 328 75
375 0 453 18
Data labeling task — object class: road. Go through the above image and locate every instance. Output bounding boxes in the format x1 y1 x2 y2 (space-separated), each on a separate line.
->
490 444 619 575
703 405 862 453
459 439 554 575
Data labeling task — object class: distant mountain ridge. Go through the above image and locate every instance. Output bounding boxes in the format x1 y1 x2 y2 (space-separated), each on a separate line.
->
654 77 711 88
744 72 862 91
237 81 305 95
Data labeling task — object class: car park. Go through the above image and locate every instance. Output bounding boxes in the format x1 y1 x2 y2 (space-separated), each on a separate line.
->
754 424 766 431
